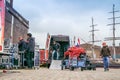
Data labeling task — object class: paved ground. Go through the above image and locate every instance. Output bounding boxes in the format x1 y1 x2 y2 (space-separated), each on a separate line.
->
0 68 120 80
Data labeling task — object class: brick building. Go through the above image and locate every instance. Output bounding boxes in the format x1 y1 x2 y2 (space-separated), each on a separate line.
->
80 43 101 58
4 0 29 48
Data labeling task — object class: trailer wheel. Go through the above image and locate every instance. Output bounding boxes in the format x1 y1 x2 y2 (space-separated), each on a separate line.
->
93 67 96 71
61 66 63 70
70 66 74 71
92 65 96 71
81 67 84 71
71 67 74 71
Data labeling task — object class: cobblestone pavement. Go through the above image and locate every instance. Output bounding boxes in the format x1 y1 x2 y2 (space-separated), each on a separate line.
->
0 68 120 80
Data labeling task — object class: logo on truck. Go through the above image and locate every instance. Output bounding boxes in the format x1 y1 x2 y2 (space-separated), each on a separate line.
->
0 0 5 51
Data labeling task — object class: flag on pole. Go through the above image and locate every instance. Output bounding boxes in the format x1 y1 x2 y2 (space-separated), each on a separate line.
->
78 38 80 45
73 36 76 46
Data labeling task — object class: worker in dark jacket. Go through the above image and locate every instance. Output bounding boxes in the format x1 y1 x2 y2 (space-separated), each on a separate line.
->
18 36 26 68
26 33 35 69
52 41 60 60
18 36 26 51
100 42 111 71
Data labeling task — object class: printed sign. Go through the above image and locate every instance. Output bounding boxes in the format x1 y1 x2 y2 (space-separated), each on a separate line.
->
0 0 5 52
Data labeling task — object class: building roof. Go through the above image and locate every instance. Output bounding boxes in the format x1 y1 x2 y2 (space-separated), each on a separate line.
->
6 1 29 28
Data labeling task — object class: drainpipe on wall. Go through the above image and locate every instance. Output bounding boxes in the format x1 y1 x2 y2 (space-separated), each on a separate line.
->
10 15 14 47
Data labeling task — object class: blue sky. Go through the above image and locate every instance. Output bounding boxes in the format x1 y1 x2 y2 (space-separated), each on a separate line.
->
13 0 120 48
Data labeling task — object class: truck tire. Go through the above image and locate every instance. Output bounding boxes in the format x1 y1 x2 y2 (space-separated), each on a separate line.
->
81 67 84 71
70 66 74 71
93 67 96 71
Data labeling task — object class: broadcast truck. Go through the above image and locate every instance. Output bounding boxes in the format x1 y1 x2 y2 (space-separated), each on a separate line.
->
43 34 70 68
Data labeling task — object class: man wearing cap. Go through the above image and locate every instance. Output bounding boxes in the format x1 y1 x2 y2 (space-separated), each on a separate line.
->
100 42 111 71
18 36 26 68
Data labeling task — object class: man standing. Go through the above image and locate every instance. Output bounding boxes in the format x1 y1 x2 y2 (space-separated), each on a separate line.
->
52 41 60 60
18 36 26 68
26 33 35 69
100 42 111 71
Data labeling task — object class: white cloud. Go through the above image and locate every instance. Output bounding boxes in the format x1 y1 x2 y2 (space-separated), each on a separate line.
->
29 10 110 48
13 0 120 48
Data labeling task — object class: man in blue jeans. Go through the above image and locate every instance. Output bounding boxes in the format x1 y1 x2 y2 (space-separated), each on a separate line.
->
52 41 60 60
100 42 111 71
